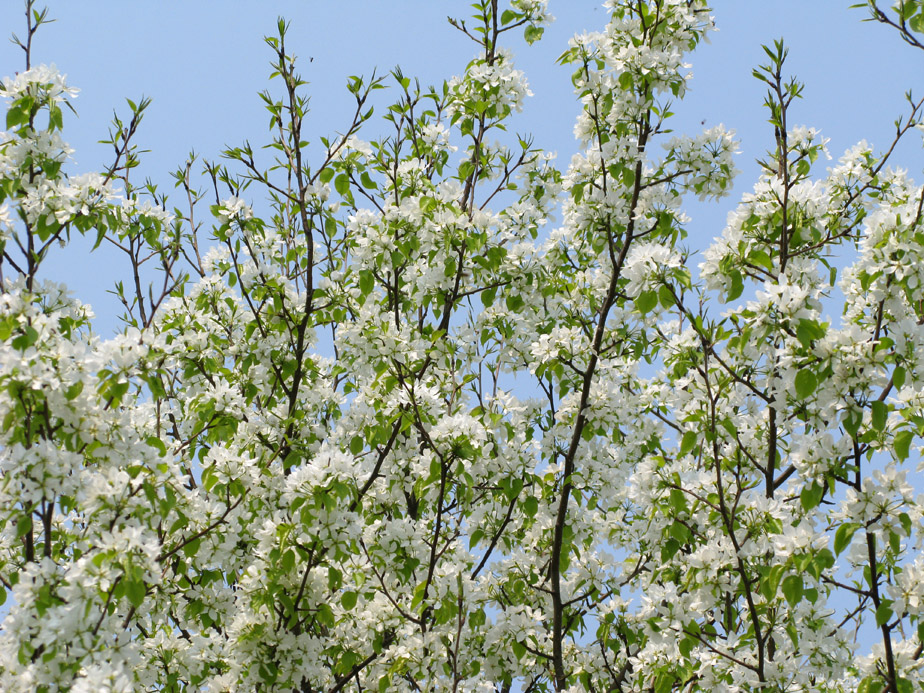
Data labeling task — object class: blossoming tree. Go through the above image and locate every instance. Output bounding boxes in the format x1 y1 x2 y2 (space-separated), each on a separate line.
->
2 0 924 690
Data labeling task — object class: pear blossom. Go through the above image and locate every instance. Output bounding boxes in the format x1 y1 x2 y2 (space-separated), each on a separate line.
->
1 2 923 692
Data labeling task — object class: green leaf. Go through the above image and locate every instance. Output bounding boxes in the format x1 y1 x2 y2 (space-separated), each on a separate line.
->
654 672 675 693
48 104 63 131
419 195 437 214
511 640 527 659
358 269 374 296
796 319 825 348
349 436 364 455
126 579 146 608
893 365 906 390
762 564 786 600
679 430 697 457
660 538 680 562
725 270 744 302
182 536 201 558
781 574 803 606
503 476 523 502
748 249 774 272
834 522 861 555
800 481 824 511
105 379 131 405
875 603 893 627
910 11 924 33
658 284 675 309
360 170 377 189
843 407 862 438
6 103 28 130
11 326 39 351
341 591 358 611
897 0 920 21
871 400 888 432
668 521 692 544
146 436 167 457
856 676 881 693
458 160 475 181
635 290 658 314
524 25 544 44
328 567 343 592
371 425 391 447
794 369 817 399
16 515 33 538
324 213 340 236
64 380 84 401
894 430 914 460
334 173 350 196
523 496 539 517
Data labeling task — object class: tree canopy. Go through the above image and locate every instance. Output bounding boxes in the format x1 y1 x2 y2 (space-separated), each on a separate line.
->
2 1 924 691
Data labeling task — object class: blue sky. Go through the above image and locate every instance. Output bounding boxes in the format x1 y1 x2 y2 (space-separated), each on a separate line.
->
1 1 922 333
